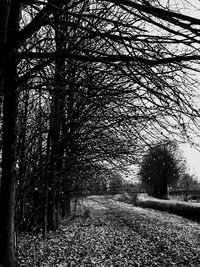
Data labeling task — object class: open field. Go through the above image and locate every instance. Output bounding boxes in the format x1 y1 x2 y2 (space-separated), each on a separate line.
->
18 196 200 266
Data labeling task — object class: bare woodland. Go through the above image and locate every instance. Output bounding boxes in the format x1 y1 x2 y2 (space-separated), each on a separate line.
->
1 0 200 266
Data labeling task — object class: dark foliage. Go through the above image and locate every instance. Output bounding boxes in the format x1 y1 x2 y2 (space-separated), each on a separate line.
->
137 194 200 222
139 141 186 199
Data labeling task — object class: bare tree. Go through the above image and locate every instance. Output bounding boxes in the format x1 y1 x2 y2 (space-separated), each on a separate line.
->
2 1 200 265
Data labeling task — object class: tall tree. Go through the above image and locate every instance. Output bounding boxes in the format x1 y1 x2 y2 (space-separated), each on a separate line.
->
0 2 21 266
139 140 186 199
2 1 200 265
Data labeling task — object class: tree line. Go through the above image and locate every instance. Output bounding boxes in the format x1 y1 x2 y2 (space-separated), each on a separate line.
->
1 1 200 266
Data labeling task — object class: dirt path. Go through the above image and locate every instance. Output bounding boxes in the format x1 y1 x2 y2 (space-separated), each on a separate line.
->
19 195 200 266
83 195 200 225
81 195 200 266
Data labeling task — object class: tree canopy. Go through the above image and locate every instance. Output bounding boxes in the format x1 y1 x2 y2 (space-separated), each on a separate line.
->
139 140 186 199
1 0 200 266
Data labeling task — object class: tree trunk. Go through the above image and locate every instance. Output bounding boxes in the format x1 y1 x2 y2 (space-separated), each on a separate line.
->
0 46 19 267
61 182 72 218
47 178 57 230
0 2 21 266
42 174 48 238
161 178 168 199
47 90 61 230
153 186 159 198
161 184 168 199
66 192 71 216
62 194 71 218
47 11 67 230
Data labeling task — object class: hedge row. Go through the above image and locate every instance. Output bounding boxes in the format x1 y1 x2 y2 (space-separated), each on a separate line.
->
136 194 200 222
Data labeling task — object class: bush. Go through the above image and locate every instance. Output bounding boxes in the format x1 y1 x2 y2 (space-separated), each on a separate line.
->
188 195 200 201
136 194 200 221
111 193 136 204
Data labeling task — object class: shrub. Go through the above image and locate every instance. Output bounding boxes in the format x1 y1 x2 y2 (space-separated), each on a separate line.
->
188 195 200 201
136 194 200 221
111 193 135 204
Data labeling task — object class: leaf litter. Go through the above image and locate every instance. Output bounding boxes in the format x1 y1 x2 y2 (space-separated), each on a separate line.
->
18 196 200 266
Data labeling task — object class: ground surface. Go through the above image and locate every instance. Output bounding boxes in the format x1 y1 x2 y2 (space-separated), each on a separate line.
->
18 195 200 266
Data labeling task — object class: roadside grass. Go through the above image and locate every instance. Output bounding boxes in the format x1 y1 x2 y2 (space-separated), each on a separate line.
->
18 196 200 266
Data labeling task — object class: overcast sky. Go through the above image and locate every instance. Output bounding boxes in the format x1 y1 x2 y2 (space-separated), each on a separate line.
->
181 144 200 181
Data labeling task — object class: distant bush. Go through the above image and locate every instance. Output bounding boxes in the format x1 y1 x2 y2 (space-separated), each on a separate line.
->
111 192 136 204
136 194 200 222
188 195 200 201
